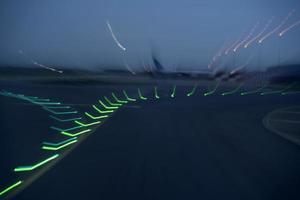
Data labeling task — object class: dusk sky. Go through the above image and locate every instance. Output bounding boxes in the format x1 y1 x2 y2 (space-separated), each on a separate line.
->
0 0 300 72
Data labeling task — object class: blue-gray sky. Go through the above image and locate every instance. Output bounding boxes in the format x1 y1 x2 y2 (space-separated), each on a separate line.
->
0 0 300 72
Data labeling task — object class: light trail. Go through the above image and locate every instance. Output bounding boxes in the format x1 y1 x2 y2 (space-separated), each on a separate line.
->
225 36 243 55
261 82 297 95
0 181 23 196
61 129 91 137
233 22 259 52
279 20 300 37
204 81 220 96
240 83 268 95
85 112 108 120
42 140 77 151
208 42 227 69
19 50 63 73
259 10 295 43
230 55 253 74
123 90 136 102
104 96 122 107
106 20 126 51
98 100 118 110
74 120 101 127
138 88 147 100
187 85 197 97
14 154 59 172
244 17 275 48
122 56 136 75
221 82 244 96
154 87 160 99
171 86 176 98
112 92 128 104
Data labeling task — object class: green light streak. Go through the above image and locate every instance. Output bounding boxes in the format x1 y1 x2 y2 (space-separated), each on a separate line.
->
261 82 297 95
42 140 77 151
14 154 59 172
112 92 128 104
104 96 122 107
43 137 77 147
43 107 78 115
0 181 23 196
138 88 147 100
281 91 300 95
154 87 160 99
187 85 197 97
241 83 268 95
204 81 220 96
49 115 82 122
61 129 91 137
85 112 108 120
222 82 244 96
92 105 114 114
44 106 71 109
171 86 176 98
74 120 101 127
123 90 136 101
50 125 84 132
98 100 118 110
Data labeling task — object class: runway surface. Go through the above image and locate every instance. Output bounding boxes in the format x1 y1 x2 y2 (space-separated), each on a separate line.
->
1 80 300 200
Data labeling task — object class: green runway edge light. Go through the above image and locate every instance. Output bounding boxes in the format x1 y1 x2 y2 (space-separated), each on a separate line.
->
222 82 244 96
104 96 122 107
49 115 82 122
171 86 176 98
14 154 59 172
204 81 220 96
51 125 84 132
61 129 91 137
42 140 77 151
74 120 101 127
241 83 268 95
154 87 160 99
187 85 197 97
85 112 108 120
0 181 23 196
123 90 136 101
43 107 78 115
138 88 147 100
92 105 114 114
98 100 118 110
112 92 128 104
261 82 297 95
43 137 77 147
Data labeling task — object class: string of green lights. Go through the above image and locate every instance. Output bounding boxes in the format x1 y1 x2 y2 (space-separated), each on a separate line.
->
123 90 136 102
43 107 78 115
204 81 220 96
85 112 109 120
61 129 91 137
49 115 82 122
138 88 147 100
104 96 122 107
74 120 101 127
42 137 77 147
187 85 197 97
112 92 128 104
42 140 77 151
98 100 118 110
154 87 160 99
14 154 59 172
240 83 268 95
93 105 114 114
261 82 297 95
171 86 176 98
0 181 23 197
222 82 244 96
